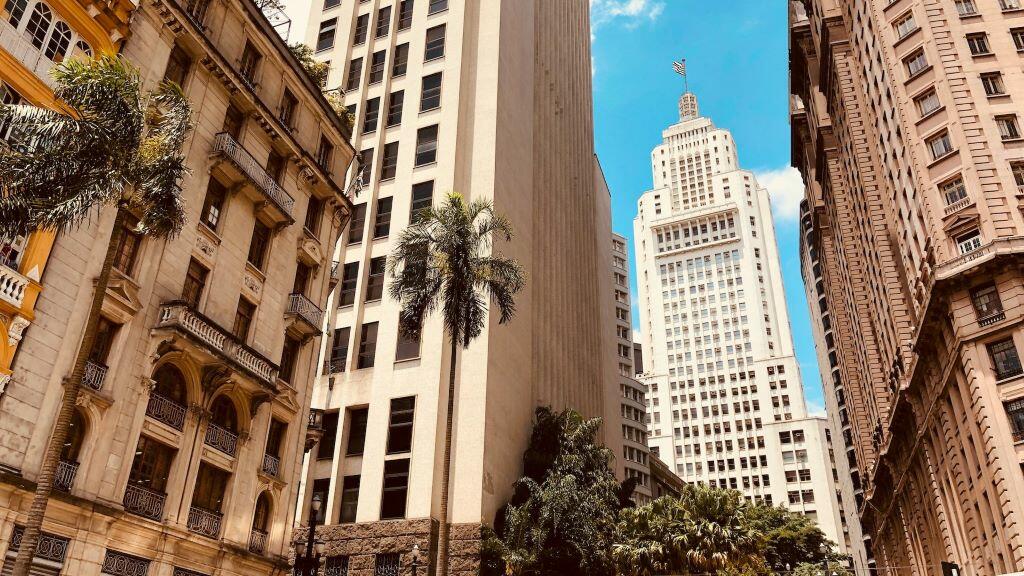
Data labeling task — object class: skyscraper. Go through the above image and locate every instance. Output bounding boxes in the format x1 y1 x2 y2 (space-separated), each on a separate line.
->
633 88 846 550
286 1 616 573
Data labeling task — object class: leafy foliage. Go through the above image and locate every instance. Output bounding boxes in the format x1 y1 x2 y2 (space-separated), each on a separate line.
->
288 42 330 87
744 503 843 572
791 561 854 576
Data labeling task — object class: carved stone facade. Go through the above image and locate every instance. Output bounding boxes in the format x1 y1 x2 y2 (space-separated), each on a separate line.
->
791 0 1024 573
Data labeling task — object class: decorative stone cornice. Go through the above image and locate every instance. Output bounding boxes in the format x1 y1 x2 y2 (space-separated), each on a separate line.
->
7 315 30 347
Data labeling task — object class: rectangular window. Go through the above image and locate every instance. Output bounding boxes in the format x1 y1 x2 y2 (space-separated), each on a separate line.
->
415 125 438 166
266 149 287 183
90 317 119 364
425 25 445 61
354 13 369 44
1012 162 1024 193
395 320 421 361
410 181 434 221
129 436 175 492
997 115 1022 141
239 41 262 86
223 103 244 140
279 88 299 127
346 407 369 455
982 72 1006 96
990 338 1023 380
348 203 367 244
393 43 409 77
380 459 410 519
113 218 142 276
340 476 360 523
317 410 339 459
293 262 312 296
967 33 990 55
915 90 940 116
305 196 324 236
957 230 982 254
927 131 953 159
894 12 916 39
955 0 978 16
386 397 415 453
266 419 286 457
1002 0 1022 11
1006 399 1024 441
164 45 192 87
365 257 386 301
309 479 330 523
420 72 442 111
369 50 386 84
330 326 351 371
905 49 928 76
374 197 393 238
248 221 271 269
387 91 404 127
317 18 337 51
398 0 413 29
359 148 374 187
317 136 334 171
375 6 391 37
381 142 399 180
279 335 301 383
971 283 1003 319
940 177 967 205
363 97 380 133
346 57 363 91
339 264 361 307
182 258 209 309
428 0 447 15
357 322 379 368
1013 28 1024 50
324 0 340 8
232 298 256 341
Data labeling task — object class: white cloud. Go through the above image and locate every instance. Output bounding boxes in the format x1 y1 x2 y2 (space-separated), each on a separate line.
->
756 166 805 221
591 0 666 30
806 398 827 418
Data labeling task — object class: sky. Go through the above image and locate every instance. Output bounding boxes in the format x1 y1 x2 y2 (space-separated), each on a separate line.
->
589 0 826 416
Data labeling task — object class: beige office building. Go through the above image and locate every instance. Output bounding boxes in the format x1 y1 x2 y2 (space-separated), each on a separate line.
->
0 0 355 574
284 0 616 574
791 0 1024 573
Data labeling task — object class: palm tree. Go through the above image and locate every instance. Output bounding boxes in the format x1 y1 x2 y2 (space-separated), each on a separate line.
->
388 192 525 576
0 54 191 576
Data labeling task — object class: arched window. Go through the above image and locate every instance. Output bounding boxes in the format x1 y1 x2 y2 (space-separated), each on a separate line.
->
24 2 52 50
152 364 187 406
253 492 271 531
72 39 91 59
209 396 237 432
60 410 86 463
44 20 70 61
4 0 28 27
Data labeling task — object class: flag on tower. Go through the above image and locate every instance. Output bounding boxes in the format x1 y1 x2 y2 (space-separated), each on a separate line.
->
672 59 686 77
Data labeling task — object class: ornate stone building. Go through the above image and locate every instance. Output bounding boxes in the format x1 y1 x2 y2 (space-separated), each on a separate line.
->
791 0 1024 573
0 0 354 574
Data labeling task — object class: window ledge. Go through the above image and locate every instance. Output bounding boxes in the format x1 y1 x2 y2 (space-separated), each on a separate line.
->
893 28 920 49
905 65 934 84
959 12 982 19
996 372 1024 385
424 55 445 64
419 106 441 114
413 161 438 170
971 51 996 58
395 356 421 364
927 149 959 168
1002 137 1024 143
987 92 1011 100
915 105 946 125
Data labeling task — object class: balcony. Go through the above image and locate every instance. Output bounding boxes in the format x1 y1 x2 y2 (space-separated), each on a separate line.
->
0 264 29 308
83 360 108 392
286 293 324 335
261 453 280 477
54 460 79 492
249 528 268 554
123 484 167 521
204 422 238 457
979 310 1007 327
0 18 56 89
304 408 324 452
944 196 972 216
323 357 345 375
157 302 279 389
330 261 341 286
146 392 187 431
211 132 294 225
187 505 223 539
182 0 210 27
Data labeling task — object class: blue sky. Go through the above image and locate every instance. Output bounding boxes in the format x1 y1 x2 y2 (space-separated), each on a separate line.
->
590 0 826 415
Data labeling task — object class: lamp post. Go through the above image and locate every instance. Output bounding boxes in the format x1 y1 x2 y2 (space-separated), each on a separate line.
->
410 543 421 576
295 493 326 576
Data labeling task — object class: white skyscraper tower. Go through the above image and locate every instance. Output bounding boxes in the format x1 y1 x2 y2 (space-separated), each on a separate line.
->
633 85 848 551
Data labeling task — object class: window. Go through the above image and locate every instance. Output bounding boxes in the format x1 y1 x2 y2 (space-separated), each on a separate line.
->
915 90 940 116
374 197 392 238
340 476 360 523
363 97 380 133
1013 28 1024 51
266 419 287 457
375 6 391 37
1012 162 1024 193
239 41 262 85
346 57 363 90
323 0 340 8
940 177 967 205
316 410 339 459
1001 0 1022 11
366 257 386 301
369 50 386 84
247 221 272 269
779 431 792 444
997 115 1022 141
24 1 48 48
381 142 399 180
967 33 990 55
223 103 244 140
4 0 27 27
957 230 982 254
395 320 421 361
279 88 298 128
1006 399 1024 440
424 25 445 60
346 407 368 455
354 13 369 44
293 262 312 296
991 339 1024 384
905 49 928 76
955 0 978 16
420 72 442 111
44 21 70 62
893 12 916 39
386 397 415 453
415 125 438 166
927 131 953 159
982 72 1005 96
380 459 410 519
182 258 209 309
393 43 409 76
164 45 192 87
89 317 119 364
317 18 337 51
113 218 142 276
317 136 334 170
386 91 404 127
129 436 175 493
266 149 287 183
398 0 413 29
428 0 447 15
971 283 1003 319
309 479 330 523
410 181 434 221
348 204 367 244
357 322 379 368
306 196 325 236
232 298 256 340
359 148 374 186
330 326 351 371
279 335 301 383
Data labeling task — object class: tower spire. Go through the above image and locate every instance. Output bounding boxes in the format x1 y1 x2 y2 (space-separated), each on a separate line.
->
673 58 699 120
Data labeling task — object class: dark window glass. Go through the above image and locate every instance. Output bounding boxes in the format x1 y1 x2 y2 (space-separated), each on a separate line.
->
339 262 359 306
232 298 256 341
386 90 404 126
280 88 298 127
129 436 176 492
395 320 421 360
293 262 312 296
374 197 392 238
971 283 1003 319
239 41 262 86
386 397 415 454
201 177 227 230
415 125 438 166
353 13 369 44
310 478 330 523
247 221 272 270
1006 399 1024 439
182 258 208 309
279 335 301 383
113 218 142 276
340 475 360 523
90 317 119 364
989 338 1023 380
223 103 244 140
317 18 337 51
363 97 380 133
428 0 447 14
357 322 378 368
380 459 410 519
348 204 367 244
317 136 334 171
330 327 351 371
192 463 229 512
323 0 340 8
393 43 409 76
369 50 386 84
375 6 391 37
266 419 286 457
164 45 192 86
381 142 399 180
366 257 385 301
410 181 433 222
424 25 445 60
318 410 339 459
420 72 441 111
358 148 374 186
305 196 325 236
346 407 368 455
346 57 363 91
267 149 287 183
398 0 413 29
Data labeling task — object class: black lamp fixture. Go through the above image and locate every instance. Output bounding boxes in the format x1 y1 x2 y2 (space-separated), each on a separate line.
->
294 493 326 576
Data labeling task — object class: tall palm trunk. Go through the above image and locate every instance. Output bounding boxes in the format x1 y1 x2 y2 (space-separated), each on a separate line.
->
436 332 458 576
11 207 127 576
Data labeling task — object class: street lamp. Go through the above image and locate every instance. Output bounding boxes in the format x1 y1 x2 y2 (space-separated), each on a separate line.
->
295 493 326 576
410 543 421 576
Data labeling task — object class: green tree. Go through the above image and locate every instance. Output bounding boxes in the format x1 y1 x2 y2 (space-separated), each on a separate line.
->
388 192 524 576
744 503 841 572
0 54 191 576
791 561 853 576
288 42 330 87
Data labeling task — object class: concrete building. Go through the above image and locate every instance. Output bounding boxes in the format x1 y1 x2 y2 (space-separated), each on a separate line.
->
284 1 616 573
649 454 686 500
790 0 1024 573
0 0 355 574
632 88 846 549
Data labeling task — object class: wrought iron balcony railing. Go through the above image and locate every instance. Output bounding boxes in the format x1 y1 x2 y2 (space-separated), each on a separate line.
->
287 292 325 330
249 528 268 554
123 483 167 521
261 453 280 477
83 360 109 391
146 392 187 431
204 422 239 457
187 505 223 539
212 132 294 218
54 460 79 492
